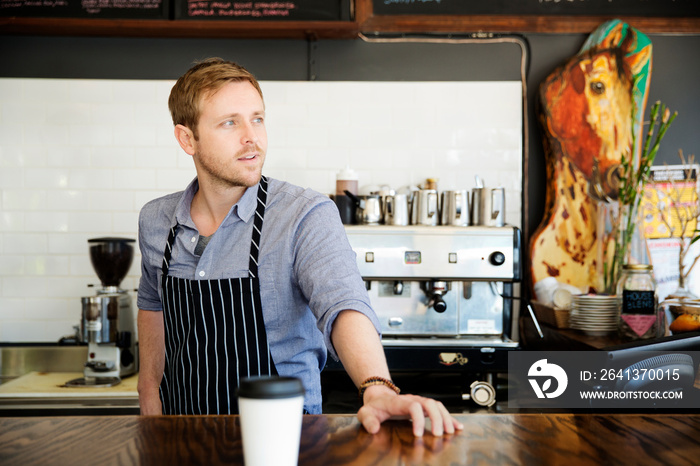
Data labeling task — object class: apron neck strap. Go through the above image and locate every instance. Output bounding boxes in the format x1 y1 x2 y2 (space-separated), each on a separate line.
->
248 175 268 279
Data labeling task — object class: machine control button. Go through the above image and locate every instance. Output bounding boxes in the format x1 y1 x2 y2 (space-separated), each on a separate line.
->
448 252 457 263
365 252 374 262
388 317 403 327
489 251 506 266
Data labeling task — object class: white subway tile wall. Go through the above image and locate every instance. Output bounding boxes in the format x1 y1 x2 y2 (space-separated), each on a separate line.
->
0 78 523 342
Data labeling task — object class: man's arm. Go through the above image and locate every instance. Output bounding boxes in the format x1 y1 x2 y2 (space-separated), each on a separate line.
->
137 309 165 415
331 310 463 437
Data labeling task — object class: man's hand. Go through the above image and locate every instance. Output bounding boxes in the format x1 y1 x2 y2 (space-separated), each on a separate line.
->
357 385 464 437
330 311 463 436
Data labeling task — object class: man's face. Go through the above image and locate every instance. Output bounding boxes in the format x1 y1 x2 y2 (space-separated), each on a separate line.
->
191 81 267 189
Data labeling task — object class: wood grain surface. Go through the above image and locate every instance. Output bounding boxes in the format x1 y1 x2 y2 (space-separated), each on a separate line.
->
1 413 698 465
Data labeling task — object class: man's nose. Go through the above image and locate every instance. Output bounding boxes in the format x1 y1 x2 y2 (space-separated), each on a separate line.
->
240 122 258 144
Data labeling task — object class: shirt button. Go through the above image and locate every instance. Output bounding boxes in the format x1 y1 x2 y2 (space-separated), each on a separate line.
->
198 271 205 277
191 236 197 243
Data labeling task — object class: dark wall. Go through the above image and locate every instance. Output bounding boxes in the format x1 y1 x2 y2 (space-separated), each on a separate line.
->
1 32 698 242
0 36 310 80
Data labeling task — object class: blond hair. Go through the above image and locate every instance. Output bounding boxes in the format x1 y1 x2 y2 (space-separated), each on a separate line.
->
168 58 263 139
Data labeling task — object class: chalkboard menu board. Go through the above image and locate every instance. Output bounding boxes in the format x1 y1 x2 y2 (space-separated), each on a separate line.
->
0 0 170 18
373 0 700 18
174 0 350 21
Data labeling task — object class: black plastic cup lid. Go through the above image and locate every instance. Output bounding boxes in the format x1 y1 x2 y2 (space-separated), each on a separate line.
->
237 376 305 399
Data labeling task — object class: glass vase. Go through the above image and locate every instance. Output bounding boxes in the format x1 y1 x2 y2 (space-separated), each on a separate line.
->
597 201 650 294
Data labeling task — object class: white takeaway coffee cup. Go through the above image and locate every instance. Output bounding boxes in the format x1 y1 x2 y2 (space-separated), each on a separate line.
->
237 376 306 466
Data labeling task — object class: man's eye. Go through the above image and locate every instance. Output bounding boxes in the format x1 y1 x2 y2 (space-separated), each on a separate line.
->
223 120 234 126
253 117 264 124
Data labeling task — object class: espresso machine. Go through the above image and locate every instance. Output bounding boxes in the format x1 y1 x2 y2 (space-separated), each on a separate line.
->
344 224 522 407
66 237 138 387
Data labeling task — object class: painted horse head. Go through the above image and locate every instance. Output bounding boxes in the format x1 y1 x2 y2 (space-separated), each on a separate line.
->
539 20 652 202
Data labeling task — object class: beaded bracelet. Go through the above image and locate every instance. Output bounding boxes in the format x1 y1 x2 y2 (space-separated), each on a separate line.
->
358 376 401 400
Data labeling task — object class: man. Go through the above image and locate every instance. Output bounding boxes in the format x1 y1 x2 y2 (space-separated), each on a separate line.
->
137 58 462 437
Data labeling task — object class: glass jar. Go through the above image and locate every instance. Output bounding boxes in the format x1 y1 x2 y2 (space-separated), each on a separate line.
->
661 298 700 335
616 264 663 340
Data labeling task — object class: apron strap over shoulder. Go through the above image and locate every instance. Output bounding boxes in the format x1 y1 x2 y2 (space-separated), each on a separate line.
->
161 225 178 278
248 175 268 279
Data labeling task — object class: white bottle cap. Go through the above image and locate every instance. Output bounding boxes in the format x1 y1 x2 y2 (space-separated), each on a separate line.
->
336 166 358 181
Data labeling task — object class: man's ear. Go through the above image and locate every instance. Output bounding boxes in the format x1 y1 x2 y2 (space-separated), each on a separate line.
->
174 124 196 156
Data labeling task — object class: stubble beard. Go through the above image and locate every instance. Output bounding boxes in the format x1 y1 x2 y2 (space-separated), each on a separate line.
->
196 145 265 190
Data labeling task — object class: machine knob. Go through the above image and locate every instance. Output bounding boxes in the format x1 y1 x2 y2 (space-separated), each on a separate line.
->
433 297 447 313
489 251 506 266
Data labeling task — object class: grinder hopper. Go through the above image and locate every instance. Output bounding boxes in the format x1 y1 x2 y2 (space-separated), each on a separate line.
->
88 237 135 289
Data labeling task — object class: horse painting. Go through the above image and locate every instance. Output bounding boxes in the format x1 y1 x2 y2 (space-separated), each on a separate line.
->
529 20 652 295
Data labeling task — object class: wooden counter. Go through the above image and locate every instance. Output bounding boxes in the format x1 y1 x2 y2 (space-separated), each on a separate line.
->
1 413 698 465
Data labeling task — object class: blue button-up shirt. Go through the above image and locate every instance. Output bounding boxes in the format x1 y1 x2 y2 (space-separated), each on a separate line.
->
137 177 379 413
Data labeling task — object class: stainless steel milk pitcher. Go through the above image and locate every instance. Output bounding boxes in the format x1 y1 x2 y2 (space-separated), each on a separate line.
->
384 193 409 226
411 189 439 226
440 190 469 226
471 187 505 226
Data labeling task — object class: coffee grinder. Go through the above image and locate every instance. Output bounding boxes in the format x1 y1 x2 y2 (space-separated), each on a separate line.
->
66 237 138 387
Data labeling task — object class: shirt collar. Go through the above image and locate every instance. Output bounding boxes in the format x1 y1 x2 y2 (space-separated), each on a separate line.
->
235 181 259 223
173 177 260 229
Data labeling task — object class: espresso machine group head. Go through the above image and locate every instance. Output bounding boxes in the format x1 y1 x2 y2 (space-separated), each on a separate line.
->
66 237 138 388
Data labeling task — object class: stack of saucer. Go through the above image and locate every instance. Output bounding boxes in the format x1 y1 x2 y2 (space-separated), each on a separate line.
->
569 294 620 336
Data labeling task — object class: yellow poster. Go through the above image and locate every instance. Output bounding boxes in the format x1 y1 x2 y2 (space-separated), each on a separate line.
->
642 165 699 239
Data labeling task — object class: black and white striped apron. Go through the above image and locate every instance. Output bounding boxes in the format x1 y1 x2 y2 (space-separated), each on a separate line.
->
158 176 277 415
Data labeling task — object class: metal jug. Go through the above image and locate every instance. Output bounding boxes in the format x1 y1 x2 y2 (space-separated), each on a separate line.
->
411 189 439 226
383 194 409 226
440 190 469 226
344 191 383 225
471 187 505 226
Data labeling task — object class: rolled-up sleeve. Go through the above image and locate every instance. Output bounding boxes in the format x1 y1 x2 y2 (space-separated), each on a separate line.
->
136 193 182 312
136 202 164 311
291 197 381 360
